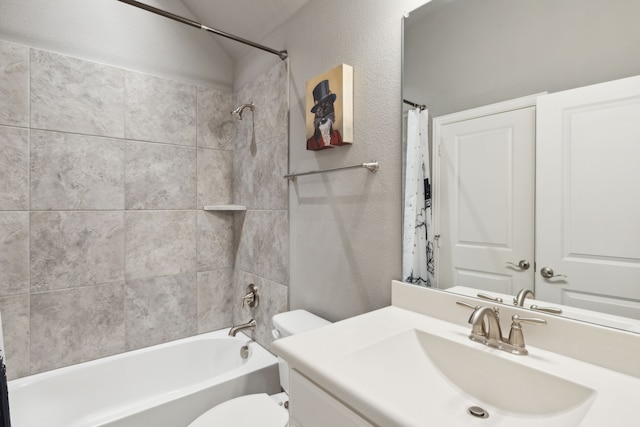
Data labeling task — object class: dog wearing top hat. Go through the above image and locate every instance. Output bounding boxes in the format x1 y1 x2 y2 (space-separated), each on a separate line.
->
306 79 345 151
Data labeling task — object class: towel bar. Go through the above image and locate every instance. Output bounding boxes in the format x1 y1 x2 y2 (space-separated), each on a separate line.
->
284 161 379 182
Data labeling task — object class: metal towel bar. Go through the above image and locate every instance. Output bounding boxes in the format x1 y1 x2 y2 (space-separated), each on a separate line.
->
284 161 379 182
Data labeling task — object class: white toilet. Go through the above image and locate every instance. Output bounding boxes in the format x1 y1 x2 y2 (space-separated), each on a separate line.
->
189 310 330 427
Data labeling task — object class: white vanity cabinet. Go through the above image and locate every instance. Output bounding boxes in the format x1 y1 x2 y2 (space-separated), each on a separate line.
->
288 370 373 427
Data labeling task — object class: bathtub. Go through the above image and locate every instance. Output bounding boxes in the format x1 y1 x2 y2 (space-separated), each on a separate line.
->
8 329 280 427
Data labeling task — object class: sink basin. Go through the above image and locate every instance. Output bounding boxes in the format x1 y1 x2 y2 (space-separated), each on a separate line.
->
274 291 640 427
342 329 595 424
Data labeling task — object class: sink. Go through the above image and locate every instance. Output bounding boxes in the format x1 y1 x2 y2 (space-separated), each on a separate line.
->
342 329 595 424
274 289 640 427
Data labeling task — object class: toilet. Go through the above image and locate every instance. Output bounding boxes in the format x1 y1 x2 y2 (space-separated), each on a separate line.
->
188 310 330 427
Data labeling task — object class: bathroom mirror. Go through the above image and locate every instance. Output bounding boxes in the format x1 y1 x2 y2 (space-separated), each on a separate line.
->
402 0 640 332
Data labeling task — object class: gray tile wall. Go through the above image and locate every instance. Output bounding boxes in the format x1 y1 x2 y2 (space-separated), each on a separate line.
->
232 60 290 351
0 39 250 379
30 50 125 138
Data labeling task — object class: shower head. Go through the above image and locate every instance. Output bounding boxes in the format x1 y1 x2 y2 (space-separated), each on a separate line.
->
231 102 255 120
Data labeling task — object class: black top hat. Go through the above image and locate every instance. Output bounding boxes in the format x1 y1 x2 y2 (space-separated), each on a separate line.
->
310 80 337 113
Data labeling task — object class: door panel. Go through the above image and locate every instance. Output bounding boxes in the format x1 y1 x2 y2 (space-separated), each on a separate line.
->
536 76 640 318
456 128 512 247
456 268 515 295
437 106 535 295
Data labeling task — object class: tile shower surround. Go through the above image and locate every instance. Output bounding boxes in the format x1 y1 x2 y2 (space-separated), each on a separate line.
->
0 39 289 379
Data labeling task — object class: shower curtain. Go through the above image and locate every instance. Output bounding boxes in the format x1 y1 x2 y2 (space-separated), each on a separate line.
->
0 312 10 426
403 108 435 287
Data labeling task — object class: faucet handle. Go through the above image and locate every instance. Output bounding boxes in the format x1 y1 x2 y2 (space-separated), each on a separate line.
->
477 293 503 303
507 314 547 355
456 301 478 310
512 315 547 326
529 304 563 315
241 284 259 309
456 301 499 315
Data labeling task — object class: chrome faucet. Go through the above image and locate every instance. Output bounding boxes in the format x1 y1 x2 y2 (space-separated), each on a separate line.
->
468 306 503 346
513 288 563 314
513 288 534 306
464 304 547 355
228 318 256 337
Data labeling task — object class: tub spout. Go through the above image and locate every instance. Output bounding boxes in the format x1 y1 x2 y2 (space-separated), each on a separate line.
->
228 319 256 337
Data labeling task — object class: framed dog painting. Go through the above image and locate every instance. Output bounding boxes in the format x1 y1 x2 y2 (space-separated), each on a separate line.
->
305 64 353 151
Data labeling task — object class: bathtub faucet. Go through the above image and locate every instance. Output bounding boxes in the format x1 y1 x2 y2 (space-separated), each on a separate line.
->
228 319 257 337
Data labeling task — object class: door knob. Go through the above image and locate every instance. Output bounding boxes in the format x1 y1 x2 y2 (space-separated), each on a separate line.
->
506 260 530 270
540 267 567 279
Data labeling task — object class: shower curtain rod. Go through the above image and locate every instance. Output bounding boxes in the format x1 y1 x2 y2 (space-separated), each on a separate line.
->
403 99 426 110
116 0 288 60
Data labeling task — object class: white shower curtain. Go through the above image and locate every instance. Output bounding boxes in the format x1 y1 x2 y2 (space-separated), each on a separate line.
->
403 108 435 287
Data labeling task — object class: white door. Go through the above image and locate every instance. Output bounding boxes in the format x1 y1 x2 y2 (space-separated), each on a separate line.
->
434 99 536 295
536 76 640 318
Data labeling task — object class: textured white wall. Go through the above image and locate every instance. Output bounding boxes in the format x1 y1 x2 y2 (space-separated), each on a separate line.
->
0 0 233 89
236 0 429 321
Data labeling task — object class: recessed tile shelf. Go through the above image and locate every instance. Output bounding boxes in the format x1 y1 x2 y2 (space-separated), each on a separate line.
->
203 205 247 211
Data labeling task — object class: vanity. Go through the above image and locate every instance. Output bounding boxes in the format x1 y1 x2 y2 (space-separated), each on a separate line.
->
273 281 640 426
274 1 640 425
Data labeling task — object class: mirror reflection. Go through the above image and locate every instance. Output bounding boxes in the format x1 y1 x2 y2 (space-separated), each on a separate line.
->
402 0 640 332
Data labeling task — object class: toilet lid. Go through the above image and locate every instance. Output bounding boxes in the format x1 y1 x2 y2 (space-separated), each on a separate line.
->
189 393 288 427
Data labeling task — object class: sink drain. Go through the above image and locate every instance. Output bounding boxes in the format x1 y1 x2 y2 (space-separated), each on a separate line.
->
467 406 489 419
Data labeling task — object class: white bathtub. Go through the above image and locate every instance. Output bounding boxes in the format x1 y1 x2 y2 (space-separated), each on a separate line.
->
8 329 280 427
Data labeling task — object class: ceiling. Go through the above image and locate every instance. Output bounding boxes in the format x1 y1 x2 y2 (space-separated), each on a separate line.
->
181 0 312 61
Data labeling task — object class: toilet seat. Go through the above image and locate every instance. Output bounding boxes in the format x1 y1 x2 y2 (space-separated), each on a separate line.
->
188 393 288 427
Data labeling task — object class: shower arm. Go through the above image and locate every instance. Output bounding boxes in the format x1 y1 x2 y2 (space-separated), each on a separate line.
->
116 0 288 60
232 102 255 119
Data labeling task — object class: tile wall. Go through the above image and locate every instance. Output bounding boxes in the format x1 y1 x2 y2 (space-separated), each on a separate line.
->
0 38 289 379
232 60 290 349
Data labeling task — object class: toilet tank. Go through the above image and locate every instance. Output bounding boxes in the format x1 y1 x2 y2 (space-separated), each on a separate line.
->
271 310 330 394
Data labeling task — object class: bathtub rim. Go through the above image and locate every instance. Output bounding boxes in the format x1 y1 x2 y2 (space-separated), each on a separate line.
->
8 328 279 427
9 328 273 388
